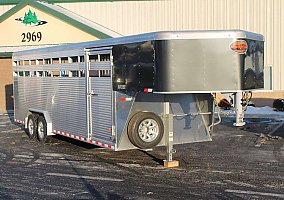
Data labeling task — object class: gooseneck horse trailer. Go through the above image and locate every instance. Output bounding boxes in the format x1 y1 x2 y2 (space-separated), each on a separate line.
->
13 30 264 165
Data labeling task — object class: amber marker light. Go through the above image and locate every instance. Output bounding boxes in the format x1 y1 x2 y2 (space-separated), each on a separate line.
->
230 40 248 54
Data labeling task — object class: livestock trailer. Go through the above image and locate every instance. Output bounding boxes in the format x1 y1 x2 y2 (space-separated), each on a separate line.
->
13 30 264 165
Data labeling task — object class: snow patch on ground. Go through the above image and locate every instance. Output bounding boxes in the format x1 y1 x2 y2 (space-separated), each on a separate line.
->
221 106 284 122
245 106 284 115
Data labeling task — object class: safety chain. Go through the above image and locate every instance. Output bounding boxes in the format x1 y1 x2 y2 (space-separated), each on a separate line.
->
212 91 252 115
242 91 253 111
212 93 235 116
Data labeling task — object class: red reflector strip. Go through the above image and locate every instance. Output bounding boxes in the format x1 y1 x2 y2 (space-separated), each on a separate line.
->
119 97 132 101
15 119 24 124
143 88 153 93
52 130 115 150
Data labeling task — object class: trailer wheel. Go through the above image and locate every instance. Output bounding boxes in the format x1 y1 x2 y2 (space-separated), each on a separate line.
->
37 116 47 143
26 114 37 139
127 112 164 149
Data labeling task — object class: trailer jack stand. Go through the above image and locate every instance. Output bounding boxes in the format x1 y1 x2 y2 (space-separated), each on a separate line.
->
233 92 246 127
163 112 179 168
164 145 179 168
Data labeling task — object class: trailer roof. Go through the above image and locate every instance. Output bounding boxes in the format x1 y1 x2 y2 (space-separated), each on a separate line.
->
13 30 264 57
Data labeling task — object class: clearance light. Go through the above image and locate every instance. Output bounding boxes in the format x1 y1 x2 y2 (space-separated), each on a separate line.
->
230 40 248 54
119 97 132 101
143 88 153 93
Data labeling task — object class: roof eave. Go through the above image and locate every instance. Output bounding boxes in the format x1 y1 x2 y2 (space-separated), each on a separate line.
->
0 0 120 6
0 52 13 57
0 0 115 39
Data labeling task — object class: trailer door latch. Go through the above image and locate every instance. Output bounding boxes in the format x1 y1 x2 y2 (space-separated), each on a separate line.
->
88 90 98 96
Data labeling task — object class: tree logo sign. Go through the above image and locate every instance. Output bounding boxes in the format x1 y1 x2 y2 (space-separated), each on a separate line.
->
15 9 48 26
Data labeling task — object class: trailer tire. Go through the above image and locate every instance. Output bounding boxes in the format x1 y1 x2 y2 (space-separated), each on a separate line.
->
37 116 47 143
127 112 164 149
26 114 37 139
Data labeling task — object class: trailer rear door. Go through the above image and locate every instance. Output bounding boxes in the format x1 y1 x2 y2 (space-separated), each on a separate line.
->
85 47 115 142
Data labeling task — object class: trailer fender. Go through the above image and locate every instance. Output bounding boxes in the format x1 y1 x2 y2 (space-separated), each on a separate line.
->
27 109 54 136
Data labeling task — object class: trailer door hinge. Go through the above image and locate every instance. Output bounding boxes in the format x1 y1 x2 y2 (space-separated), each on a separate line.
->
111 126 116 141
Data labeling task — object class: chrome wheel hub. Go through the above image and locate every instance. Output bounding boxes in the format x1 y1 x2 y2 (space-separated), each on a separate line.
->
138 119 159 142
28 119 34 135
38 121 44 139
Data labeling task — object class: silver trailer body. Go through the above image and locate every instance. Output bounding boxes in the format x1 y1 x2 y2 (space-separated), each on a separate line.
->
13 30 264 151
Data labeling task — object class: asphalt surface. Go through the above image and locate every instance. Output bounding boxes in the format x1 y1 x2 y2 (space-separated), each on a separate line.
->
0 113 283 200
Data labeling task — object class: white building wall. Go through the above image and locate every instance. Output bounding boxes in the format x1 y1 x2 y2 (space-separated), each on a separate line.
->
58 0 284 91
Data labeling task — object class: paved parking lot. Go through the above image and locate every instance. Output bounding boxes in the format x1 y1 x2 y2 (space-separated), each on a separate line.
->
0 113 283 199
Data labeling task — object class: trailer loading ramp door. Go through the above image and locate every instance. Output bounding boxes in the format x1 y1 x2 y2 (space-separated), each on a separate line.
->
85 47 114 143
